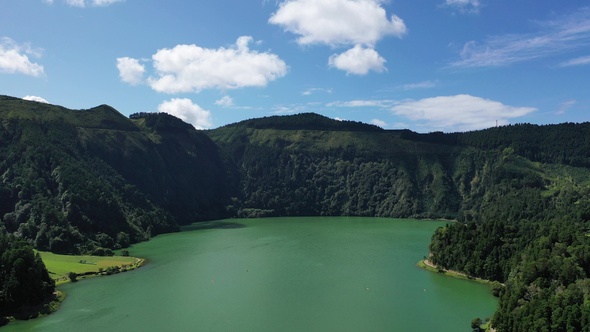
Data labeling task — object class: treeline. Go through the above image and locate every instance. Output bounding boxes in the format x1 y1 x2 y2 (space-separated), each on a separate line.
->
401 122 590 167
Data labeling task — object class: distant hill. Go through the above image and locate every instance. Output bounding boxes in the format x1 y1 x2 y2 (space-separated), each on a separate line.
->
1 95 590 330
216 112 383 132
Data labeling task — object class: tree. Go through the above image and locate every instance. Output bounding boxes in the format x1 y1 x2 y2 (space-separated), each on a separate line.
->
471 317 483 331
0 231 55 317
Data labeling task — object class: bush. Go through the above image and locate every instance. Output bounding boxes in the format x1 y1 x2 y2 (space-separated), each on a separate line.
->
490 281 503 297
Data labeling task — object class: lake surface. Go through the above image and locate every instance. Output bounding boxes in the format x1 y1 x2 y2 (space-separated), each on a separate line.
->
6 217 497 331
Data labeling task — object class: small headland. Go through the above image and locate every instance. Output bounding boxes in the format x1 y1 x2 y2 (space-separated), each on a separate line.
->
38 251 145 285
1 252 145 326
417 259 490 284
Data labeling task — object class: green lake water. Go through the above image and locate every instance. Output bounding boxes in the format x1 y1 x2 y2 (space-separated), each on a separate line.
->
6 217 497 331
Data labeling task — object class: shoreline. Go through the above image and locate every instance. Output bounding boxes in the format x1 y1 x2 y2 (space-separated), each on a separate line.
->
417 259 491 284
418 259 497 332
2 256 146 326
54 257 146 285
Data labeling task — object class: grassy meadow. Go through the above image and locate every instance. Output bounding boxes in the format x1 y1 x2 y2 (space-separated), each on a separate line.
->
38 251 142 284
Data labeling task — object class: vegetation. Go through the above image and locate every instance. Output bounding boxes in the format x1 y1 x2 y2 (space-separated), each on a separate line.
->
0 230 55 322
1 95 590 330
37 251 140 284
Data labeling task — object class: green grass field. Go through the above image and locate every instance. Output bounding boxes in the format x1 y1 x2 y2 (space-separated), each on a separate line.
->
38 251 141 284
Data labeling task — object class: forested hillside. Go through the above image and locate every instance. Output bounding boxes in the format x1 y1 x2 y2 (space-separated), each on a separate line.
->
0 96 229 255
1 96 590 330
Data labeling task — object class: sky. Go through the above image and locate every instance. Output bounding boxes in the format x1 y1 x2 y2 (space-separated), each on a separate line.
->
1 0 589 132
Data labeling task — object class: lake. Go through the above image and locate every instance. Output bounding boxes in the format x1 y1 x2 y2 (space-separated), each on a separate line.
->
5 217 497 331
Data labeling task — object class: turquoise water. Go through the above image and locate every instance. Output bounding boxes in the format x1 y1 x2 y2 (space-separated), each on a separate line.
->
6 217 497 331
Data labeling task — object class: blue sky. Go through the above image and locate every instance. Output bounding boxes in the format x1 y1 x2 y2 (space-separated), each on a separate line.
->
1 0 589 132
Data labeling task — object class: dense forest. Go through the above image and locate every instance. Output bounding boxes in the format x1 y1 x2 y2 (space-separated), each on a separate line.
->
1 95 590 330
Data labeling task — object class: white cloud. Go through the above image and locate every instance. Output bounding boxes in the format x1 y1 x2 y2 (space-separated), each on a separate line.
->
57 0 124 7
0 37 44 77
134 36 287 93
391 94 537 132
269 0 406 47
116 57 145 85
452 7 590 68
443 0 480 14
327 99 394 108
272 103 311 114
370 119 387 128
23 95 49 103
65 0 85 6
328 45 386 75
92 0 124 6
559 55 590 67
158 98 212 130
556 100 576 115
215 96 234 107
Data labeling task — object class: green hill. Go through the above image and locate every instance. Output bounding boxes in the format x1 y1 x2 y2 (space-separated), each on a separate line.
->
0 96 229 255
1 95 590 330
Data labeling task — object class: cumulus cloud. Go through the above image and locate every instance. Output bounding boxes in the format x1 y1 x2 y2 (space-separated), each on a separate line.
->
23 95 49 103
215 95 234 107
391 94 536 132
328 45 387 75
452 7 590 67
0 37 44 77
269 0 405 75
158 98 213 129
269 0 406 47
120 36 287 93
116 57 145 85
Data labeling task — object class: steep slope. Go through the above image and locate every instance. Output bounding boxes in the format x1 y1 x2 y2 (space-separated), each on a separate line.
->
0 96 228 253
